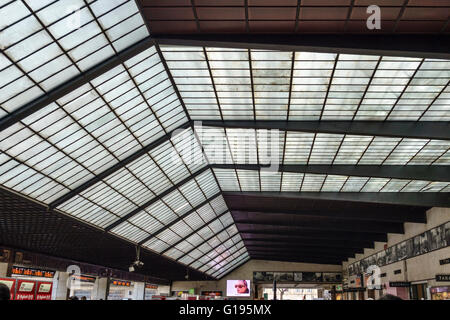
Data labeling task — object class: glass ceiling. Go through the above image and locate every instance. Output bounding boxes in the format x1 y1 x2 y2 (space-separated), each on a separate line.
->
0 0 449 279
161 46 450 121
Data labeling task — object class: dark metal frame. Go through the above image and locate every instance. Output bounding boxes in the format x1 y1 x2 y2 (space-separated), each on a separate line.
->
212 164 450 182
199 120 450 140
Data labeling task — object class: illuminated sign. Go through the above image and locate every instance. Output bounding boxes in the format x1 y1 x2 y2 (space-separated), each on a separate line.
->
111 279 131 287
145 284 158 289
11 266 55 278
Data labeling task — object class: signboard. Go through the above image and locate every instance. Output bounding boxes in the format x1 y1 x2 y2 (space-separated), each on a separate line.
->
36 282 53 300
110 279 131 287
436 274 450 282
11 266 55 279
15 280 36 300
0 277 16 300
201 291 222 297
145 284 158 290
72 275 96 283
439 258 450 266
389 282 411 287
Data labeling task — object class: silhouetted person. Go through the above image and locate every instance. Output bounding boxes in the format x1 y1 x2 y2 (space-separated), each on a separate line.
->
0 283 10 301
379 294 402 300
81 296 87 300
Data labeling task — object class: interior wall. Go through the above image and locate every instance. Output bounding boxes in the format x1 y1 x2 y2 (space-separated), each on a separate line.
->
343 207 450 299
172 259 341 299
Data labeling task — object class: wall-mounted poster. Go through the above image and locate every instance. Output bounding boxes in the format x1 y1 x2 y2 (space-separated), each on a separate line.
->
274 272 294 282
377 250 386 267
438 224 448 248
302 272 322 282
405 238 414 258
413 235 421 256
354 261 361 275
420 232 430 254
348 265 354 277
429 226 446 250
445 222 450 245
385 246 395 264
323 273 341 282
367 255 377 268
253 272 274 282
359 259 367 274
293 272 303 282
396 241 407 261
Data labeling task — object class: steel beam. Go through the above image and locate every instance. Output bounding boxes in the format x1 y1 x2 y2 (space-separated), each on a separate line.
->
105 166 211 231
159 209 230 254
213 164 450 183
153 34 450 60
49 122 191 210
0 37 154 132
242 237 374 249
234 219 404 234
200 120 450 140
237 229 387 242
137 191 222 246
224 191 450 208
231 208 426 223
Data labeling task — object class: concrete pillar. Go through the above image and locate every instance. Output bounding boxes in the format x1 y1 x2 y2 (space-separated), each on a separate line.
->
132 282 145 300
53 272 69 300
0 262 8 277
93 277 109 300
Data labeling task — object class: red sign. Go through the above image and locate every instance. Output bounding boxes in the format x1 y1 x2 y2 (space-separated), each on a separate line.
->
15 280 36 300
145 284 158 289
36 282 53 300
11 266 55 278
0 277 16 300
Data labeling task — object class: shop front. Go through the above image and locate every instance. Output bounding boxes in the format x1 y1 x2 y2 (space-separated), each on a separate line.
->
69 275 97 300
2 266 56 300
108 279 134 300
144 284 158 300
430 286 450 300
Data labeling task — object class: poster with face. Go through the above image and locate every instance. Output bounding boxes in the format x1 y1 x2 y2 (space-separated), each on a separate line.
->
293 272 303 282
420 232 430 254
354 261 361 275
438 224 448 248
429 227 442 251
377 250 386 267
359 258 367 274
445 221 450 245
413 235 421 256
226 280 251 297
348 265 354 276
405 238 414 258
396 241 407 261
385 246 394 264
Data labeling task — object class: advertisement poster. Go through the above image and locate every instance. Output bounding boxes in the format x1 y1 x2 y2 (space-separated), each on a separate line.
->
15 280 35 300
226 280 251 297
36 282 53 300
0 277 16 300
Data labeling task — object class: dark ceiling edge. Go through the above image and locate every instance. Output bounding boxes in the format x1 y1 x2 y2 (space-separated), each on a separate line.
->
152 34 450 60
0 185 215 281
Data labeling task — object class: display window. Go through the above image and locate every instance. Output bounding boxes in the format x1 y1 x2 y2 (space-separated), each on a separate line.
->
430 286 450 300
